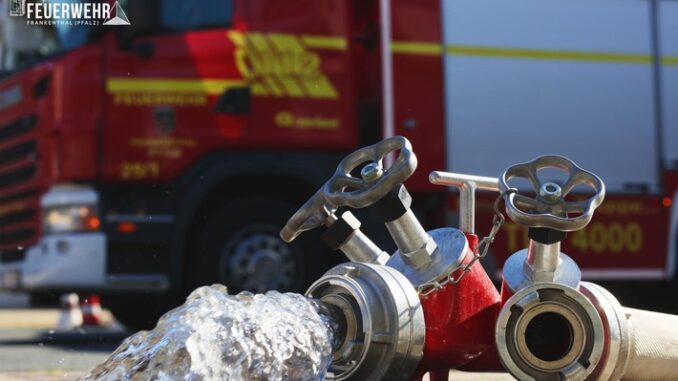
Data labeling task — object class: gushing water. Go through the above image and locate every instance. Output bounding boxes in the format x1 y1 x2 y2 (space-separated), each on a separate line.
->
80 285 337 381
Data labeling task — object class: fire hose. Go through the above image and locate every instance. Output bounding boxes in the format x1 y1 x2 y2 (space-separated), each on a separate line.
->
279 136 678 381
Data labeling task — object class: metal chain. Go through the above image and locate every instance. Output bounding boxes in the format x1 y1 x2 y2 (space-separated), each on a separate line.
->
417 188 518 296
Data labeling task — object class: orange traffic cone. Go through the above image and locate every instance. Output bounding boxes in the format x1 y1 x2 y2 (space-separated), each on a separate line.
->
57 293 83 330
81 294 103 326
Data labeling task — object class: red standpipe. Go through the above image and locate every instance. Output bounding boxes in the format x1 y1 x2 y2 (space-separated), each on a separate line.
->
413 234 504 381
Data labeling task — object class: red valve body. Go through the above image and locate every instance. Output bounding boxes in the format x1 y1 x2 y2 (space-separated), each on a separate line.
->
414 234 504 381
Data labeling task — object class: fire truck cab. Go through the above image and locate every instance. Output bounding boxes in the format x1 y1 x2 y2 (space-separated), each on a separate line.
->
0 0 375 327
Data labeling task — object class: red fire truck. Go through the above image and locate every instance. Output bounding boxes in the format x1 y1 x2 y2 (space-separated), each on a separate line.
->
0 0 676 328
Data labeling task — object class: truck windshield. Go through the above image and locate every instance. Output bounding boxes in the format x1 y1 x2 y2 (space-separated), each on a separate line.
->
160 0 232 31
0 0 233 74
125 0 233 34
0 7 91 74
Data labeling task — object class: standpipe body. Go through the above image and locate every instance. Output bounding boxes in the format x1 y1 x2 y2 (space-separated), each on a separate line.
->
413 232 504 381
395 172 507 381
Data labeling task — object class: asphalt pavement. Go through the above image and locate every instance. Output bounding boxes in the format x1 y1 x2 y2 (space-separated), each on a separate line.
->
0 328 128 372
0 308 128 380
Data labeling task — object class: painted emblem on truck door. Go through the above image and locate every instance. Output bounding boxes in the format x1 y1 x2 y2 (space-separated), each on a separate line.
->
227 31 345 99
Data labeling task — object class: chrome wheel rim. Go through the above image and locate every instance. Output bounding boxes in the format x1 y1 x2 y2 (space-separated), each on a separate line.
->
221 225 299 293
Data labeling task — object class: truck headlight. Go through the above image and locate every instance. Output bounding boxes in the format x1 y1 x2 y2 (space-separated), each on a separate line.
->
43 204 100 233
41 185 101 234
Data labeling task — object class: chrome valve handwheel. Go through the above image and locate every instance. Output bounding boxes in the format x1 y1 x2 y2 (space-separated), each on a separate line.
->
499 155 605 232
322 136 416 207
280 136 416 243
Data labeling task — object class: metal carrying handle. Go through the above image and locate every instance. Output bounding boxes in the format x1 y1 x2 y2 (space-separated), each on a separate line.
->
429 171 500 234
499 155 605 232
280 136 417 243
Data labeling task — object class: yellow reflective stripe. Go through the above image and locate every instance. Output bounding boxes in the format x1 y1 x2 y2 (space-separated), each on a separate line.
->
230 31 347 51
303 76 338 98
301 35 347 50
227 30 245 47
106 79 246 95
263 77 285 97
268 34 305 52
251 83 269 96
247 33 270 52
277 76 306 97
662 56 678 66
391 41 442 55
390 41 671 66
446 44 651 64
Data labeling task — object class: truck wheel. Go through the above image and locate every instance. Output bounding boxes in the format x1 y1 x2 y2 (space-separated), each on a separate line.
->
186 197 340 295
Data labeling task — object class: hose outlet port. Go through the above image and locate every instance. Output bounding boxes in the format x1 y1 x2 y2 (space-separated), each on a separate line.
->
305 262 425 380
525 311 574 363
496 284 604 381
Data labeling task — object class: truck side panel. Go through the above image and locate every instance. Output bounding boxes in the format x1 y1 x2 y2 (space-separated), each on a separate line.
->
660 0 678 169
440 0 674 279
391 0 446 191
441 0 658 193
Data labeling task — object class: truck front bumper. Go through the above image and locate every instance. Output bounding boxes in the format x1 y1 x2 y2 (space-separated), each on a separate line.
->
0 232 168 292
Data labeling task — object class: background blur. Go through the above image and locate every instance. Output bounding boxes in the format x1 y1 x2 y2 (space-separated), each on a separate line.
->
0 0 676 378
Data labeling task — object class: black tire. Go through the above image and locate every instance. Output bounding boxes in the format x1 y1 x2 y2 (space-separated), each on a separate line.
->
185 196 340 295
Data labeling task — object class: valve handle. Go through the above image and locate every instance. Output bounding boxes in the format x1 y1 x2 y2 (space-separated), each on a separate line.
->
280 190 331 243
322 136 417 207
499 155 605 232
280 136 417 243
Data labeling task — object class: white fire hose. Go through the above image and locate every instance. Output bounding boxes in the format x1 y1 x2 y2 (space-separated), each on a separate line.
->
582 282 678 381
623 308 678 380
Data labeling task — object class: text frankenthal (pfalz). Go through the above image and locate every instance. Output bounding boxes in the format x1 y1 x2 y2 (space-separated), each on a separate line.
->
9 0 131 26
